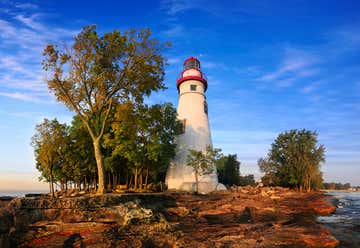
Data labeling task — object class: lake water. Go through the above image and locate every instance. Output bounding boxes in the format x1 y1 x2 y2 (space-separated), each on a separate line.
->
0 190 48 197
318 191 360 247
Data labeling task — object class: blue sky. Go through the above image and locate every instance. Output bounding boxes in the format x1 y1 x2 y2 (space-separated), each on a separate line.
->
0 0 359 190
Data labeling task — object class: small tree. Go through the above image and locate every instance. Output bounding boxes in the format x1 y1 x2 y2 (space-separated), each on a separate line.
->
215 154 241 186
258 157 279 186
31 119 69 198
239 174 256 186
186 145 221 193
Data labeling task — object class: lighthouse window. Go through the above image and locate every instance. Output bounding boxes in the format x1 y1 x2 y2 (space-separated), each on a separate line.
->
204 101 208 115
190 85 197 91
181 119 187 133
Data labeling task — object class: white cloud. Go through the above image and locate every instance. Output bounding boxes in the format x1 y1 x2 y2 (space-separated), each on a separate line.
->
257 48 319 87
160 0 200 15
0 56 24 72
0 92 51 103
300 80 324 94
0 19 16 38
167 57 182 65
335 29 360 47
0 3 79 104
14 3 38 10
162 24 185 37
201 61 229 71
14 14 44 30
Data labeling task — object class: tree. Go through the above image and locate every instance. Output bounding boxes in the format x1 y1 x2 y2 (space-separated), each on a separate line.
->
258 157 280 186
239 175 256 186
216 154 241 186
186 145 221 193
42 25 167 194
31 119 69 198
259 129 325 191
67 115 97 190
104 102 181 190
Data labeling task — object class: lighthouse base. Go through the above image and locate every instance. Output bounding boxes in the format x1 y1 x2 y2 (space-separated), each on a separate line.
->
178 182 227 193
166 173 227 193
165 149 227 193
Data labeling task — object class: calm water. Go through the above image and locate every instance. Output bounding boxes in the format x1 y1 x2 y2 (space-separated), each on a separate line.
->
0 190 48 197
318 192 360 247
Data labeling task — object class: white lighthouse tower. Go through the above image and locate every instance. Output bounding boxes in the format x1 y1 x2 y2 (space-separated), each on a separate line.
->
166 57 225 193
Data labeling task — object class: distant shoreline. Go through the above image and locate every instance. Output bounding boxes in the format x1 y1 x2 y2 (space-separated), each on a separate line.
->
321 189 359 193
0 190 48 197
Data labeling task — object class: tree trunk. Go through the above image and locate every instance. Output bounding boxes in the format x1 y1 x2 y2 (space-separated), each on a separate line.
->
145 168 149 189
134 168 138 190
127 174 131 189
139 170 143 191
93 138 106 194
195 170 199 194
93 175 97 190
49 172 55 198
112 173 116 188
107 172 111 191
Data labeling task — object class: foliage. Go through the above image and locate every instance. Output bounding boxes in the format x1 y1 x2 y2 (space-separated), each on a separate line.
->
42 25 167 194
323 182 351 190
31 119 69 197
32 103 180 193
104 102 181 189
216 154 241 186
258 157 280 186
239 175 256 186
186 145 222 193
258 129 325 191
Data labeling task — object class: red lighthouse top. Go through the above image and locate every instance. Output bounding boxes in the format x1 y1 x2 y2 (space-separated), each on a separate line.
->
176 57 208 91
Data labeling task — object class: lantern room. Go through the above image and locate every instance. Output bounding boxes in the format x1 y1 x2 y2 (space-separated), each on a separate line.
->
176 57 207 91
184 57 201 70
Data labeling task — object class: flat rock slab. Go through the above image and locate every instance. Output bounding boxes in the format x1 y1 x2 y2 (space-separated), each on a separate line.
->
1 188 339 247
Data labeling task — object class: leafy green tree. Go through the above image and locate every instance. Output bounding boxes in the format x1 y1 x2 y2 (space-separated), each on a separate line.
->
104 102 181 190
258 157 280 186
239 174 256 186
42 25 167 194
186 145 221 193
324 182 352 190
31 119 69 197
67 115 97 190
216 154 240 186
259 129 325 191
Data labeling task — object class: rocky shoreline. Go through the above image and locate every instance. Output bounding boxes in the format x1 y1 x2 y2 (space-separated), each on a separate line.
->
0 187 338 247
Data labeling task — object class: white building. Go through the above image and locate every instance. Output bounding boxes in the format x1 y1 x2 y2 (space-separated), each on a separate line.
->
165 57 226 193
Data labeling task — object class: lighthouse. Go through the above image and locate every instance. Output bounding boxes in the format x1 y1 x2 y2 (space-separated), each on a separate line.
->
166 57 226 193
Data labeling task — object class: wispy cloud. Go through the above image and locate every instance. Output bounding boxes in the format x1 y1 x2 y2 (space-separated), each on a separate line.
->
14 14 44 30
300 80 324 94
14 3 38 10
0 2 79 104
162 24 185 37
166 57 182 65
0 92 52 103
201 61 230 71
160 0 201 15
332 28 360 48
257 48 319 88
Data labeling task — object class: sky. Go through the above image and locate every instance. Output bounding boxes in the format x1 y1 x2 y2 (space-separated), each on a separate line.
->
0 0 359 190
